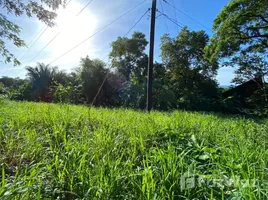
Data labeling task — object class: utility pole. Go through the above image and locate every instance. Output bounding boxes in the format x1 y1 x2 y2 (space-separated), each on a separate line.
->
147 0 157 112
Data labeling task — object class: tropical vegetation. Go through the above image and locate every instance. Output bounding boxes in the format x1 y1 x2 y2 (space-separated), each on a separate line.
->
0 0 268 199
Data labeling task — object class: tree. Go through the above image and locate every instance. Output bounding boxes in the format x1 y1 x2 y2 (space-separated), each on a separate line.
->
152 80 176 110
1 0 65 66
0 76 25 89
162 27 218 77
231 53 268 84
80 56 116 105
26 63 57 102
118 81 146 108
54 70 70 86
151 63 176 110
161 27 220 111
109 32 150 108
205 0 268 82
110 32 148 81
0 76 30 100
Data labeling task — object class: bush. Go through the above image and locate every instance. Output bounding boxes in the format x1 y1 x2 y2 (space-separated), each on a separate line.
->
10 93 24 101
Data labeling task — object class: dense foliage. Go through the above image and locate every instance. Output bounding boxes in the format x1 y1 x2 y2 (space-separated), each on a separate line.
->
1 28 267 115
160 28 220 111
0 1 268 199
205 0 268 84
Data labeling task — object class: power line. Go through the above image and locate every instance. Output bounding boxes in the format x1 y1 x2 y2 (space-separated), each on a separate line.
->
20 26 49 60
26 32 61 66
159 0 169 33
157 10 184 28
171 0 179 32
66 0 72 6
91 8 150 106
125 8 150 36
76 0 93 16
24 0 95 66
49 0 147 65
128 1 149 32
163 0 212 32
21 0 73 64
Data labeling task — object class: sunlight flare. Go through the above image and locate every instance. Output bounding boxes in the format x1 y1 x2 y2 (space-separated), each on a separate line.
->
43 1 98 59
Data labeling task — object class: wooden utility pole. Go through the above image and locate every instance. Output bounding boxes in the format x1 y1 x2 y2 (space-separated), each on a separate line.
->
147 0 157 112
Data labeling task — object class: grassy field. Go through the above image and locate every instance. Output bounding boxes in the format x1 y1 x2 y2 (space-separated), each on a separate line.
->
0 100 268 199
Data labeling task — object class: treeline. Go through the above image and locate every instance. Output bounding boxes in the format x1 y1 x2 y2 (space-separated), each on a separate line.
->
1 28 267 115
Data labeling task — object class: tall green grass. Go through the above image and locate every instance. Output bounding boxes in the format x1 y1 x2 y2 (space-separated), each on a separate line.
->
0 100 268 199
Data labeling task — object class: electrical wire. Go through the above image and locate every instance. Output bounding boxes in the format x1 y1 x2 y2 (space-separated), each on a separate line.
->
125 8 150 36
163 0 212 32
25 32 61 66
66 0 72 6
20 26 49 60
171 0 179 32
49 0 147 65
24 0 96 66
159 0 169 33
22 0 74 65
76 0 94 16
157 10 184 28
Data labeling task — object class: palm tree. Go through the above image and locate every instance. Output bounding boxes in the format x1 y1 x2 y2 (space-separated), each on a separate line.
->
26 63 57 102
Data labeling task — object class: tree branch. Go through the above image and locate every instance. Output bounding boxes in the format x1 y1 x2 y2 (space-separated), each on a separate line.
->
238 34 268 39
240 13 268 23
258 15 268 23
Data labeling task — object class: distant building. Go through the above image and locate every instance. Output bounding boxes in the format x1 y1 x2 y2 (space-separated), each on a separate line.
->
222 75 264 99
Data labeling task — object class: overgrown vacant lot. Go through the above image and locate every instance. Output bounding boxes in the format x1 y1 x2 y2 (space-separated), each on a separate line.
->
0 101 268 199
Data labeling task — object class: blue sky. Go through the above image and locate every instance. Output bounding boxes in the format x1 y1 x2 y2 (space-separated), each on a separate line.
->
0 0 235 85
